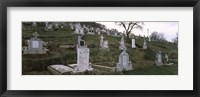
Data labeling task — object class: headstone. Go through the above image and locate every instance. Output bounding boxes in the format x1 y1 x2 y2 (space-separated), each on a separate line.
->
69 23 74 30
100 35 104 47
164 53 169 64
87 27 95 35
119 36 126 50
23 31 49 54
74 23 84 34
116 50 133 72
155 51 163 66
148 36 151 41
75 47 91 71
77 35 86 48
45 23 54 32
143 39 147 49
45 22 48 27
102 40 109 48
32 22 37 31
132 39 136 48
74 35 93 72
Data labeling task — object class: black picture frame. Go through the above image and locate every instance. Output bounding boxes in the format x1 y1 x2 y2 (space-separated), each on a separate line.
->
0 0 200 97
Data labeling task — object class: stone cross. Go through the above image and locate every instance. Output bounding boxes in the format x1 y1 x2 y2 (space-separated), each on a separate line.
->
32 31 39 38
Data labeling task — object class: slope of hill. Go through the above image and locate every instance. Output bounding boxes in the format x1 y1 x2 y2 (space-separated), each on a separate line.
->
22 23 178 75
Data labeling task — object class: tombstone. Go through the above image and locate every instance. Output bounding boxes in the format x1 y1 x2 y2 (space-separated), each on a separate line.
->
54 23 59 29
74 23 84 34
164 53 169 64
77 35 86 48
155 51 163 66
119 36 126 50
32 22 37 31
45 23 54 32
69 23 74 30
74 35 93 72
102 40 109 48
96 28 101 35
116 50 133 72
23 31 49 54
132 39 136 48
148 36 151 41
88 27 95 35
48 35 93 74
45 22 48 27
100 35 104 47
143 39 147 49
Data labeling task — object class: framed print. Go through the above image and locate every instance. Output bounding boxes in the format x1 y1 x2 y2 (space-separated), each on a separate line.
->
0 0 200 97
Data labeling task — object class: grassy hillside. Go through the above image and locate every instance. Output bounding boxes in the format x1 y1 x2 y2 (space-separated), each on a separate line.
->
22 23 178 75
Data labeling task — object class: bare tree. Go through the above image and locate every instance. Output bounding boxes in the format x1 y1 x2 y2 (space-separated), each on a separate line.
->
115 22 144 38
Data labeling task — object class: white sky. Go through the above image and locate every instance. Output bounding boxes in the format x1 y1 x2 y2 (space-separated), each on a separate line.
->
97 22 178 42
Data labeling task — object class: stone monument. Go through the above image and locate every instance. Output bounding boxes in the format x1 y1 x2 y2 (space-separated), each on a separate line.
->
116 45 133 72
155 51 163 66
143 38 147 49
132 38 136 48
23 31 49 54
119 36 126 50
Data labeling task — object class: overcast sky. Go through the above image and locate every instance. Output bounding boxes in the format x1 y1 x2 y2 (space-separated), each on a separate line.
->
97 22 178 42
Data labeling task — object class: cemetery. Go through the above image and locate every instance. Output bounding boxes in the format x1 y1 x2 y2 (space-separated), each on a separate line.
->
22 22 178 75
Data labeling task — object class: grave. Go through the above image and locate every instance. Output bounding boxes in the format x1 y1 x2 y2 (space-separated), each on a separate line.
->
99 35 109 51
143 38 147 49
155 51 163 66
132 38 136 48
119 36 126 50
74 23 84 34
116 48 133 72
23 31 49 54
48 34 93 74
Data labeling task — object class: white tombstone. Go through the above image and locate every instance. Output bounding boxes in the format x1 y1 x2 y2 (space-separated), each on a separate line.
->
119 37 126 50
74 23 84 34
148 36 151 41
100 35 104 47
155 51 163 66
116 50 133 71
75 47 91 71
45 22 48 27
143 39 147 49
102 40 109 48
132 39 136 48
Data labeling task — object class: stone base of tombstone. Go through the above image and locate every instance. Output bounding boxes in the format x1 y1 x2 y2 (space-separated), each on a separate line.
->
48 64 93 75
155 62 163 66
23 48 49 54
116 62 133 72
